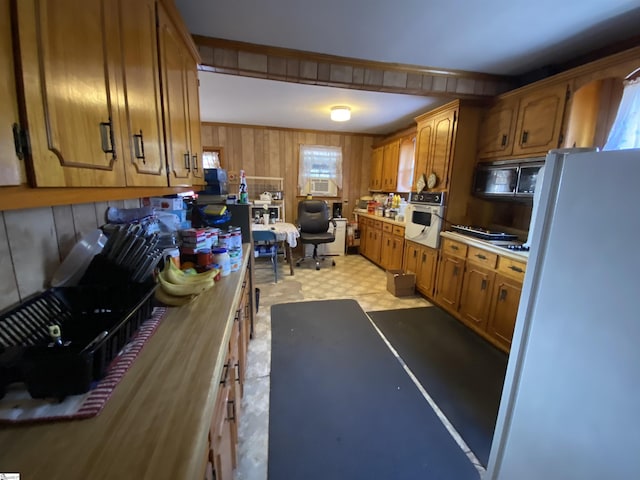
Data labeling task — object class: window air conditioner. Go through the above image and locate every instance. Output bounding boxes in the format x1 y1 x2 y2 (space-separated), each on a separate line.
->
306 178 338 196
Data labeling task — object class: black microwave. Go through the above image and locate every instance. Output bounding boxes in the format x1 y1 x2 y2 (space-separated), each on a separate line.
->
473 158 544 201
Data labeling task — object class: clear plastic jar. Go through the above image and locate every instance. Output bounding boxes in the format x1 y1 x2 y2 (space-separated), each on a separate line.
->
212 247 231 277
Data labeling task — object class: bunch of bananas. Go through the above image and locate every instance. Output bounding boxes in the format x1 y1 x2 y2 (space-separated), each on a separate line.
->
154 260 217 306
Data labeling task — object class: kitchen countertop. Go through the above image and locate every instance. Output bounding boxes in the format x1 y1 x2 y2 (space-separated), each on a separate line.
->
0 244 251 479
440 231 529 262
354 211 407 227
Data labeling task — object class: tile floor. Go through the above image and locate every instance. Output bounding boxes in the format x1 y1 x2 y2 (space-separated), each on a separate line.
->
235 251 485 480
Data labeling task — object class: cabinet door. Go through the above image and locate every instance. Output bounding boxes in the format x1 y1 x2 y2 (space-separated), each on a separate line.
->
158 4 193 186
487 274 522 350
1 0 23 186
382 141 399 191
119 0 167 186
512 83 568 156
369 227 382 264
369 147 383 191
403 240 419 274
358 220 367 255
388 235 405 271
186 62 204 185
427 107 456 191
477 98 518 159
414 119 433 191
459 263 495 331
416 246 438 297
16 0 127 187
435 254 464 311
396 136 415 193
380 231 393 269
210 383 234 480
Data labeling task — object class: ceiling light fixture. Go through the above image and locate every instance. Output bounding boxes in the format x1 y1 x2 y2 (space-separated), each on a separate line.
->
330 105 351 122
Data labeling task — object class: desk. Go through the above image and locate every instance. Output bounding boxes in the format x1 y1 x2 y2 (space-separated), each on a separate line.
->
251 222 299 275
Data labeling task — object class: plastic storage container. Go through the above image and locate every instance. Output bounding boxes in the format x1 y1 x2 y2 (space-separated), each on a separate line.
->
212 247 231 277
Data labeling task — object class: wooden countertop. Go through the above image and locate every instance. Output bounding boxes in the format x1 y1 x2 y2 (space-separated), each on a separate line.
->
355 211 407 227
440 231 529 262
0 245 251 479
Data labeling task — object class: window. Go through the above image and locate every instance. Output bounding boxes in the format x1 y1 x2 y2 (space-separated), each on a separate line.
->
202 148 223 168
298 145 342 196
603 78 640 150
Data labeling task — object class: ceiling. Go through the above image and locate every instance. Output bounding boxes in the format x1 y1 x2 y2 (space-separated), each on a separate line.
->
176 0 640 135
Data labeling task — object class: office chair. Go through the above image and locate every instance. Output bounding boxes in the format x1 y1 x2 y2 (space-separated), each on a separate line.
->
295 200 337 270
252 229 278 283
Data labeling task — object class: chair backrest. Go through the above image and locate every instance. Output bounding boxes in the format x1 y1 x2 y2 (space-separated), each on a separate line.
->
297 200 330 234
252 229 277 243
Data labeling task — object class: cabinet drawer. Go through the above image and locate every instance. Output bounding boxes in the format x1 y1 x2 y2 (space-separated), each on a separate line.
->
393 225 405 236
467 246 497 268
373 220 383 230
497 257 526 282
442 238 468 258
382 222 393 233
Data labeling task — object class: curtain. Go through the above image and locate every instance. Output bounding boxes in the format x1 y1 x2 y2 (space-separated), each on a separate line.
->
603 78 640 150
298 145 343 194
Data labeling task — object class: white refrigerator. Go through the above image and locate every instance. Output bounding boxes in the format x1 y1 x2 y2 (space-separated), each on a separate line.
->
486 148 640 480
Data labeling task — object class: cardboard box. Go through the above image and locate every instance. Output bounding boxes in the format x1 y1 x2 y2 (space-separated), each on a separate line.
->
386 270 416 297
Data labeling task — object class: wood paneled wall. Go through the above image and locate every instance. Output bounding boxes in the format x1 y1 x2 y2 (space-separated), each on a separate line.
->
201 123 377 222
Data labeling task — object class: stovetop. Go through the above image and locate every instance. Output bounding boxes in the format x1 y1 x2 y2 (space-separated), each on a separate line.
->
451 225 519 241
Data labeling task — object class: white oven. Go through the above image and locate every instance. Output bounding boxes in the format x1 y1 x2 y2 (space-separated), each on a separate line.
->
404 192 445 249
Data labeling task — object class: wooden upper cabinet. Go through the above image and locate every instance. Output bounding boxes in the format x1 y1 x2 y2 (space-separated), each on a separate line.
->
159 3 200 187
369 146 383 191
512 82 568 156
414 104 457 192
382 140 399 191
477 98 518 159
429 107 456 191
119 0 167 187
413 117 433 191
16 0 127 187
0 0 24 186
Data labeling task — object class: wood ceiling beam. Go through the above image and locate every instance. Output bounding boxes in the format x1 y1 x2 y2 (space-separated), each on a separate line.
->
192 35 516 99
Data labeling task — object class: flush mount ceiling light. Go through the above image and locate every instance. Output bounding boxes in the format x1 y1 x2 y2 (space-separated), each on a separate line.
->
330 105 351 122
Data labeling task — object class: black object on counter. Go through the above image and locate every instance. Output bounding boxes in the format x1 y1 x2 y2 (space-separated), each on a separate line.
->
0 283 155 400
451 225 519 241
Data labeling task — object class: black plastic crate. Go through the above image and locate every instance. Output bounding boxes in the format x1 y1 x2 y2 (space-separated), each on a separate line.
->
0 283 155 399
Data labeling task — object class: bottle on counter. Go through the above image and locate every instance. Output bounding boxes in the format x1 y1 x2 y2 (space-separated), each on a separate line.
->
239 170 248 204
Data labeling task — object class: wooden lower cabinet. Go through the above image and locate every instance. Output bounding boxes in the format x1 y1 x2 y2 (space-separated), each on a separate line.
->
432 237 526 353
403 240 438 297
360 217 405 270
363 219 382 264
358 218 367 255
487 274 523 351
380 225 405 270
209 353 235 480
207 266 252 479
434 253 465 311
459 264 495 332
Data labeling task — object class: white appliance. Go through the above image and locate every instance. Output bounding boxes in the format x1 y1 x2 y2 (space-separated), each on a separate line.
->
304 178 338 196
404 192 445 249
486 148 640 480
304 218 347 257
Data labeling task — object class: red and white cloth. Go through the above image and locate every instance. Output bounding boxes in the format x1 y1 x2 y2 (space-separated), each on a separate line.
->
0 307 167 424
